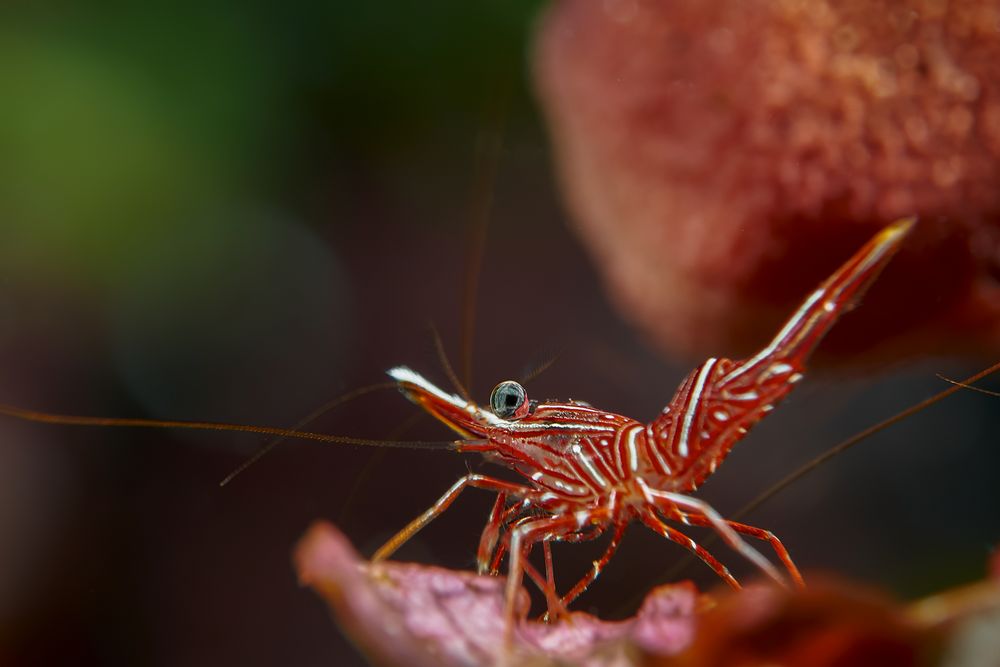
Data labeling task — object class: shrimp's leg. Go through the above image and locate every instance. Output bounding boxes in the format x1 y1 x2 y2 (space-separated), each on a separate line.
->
639 510 739 589
680 512 805 588
519 556 556 609
373 474 531 562
540 541 568 621
486 510 535 575
490 513 619 620
643 484 786 587
558 521 626 609
516 541 568 621
477 492 509 574
478 495 530 574
487 514 573 621
489 521 564 610
505 515 593 643
537 527 612 621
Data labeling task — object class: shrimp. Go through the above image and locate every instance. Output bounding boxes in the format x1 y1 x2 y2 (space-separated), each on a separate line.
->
371 218 916 638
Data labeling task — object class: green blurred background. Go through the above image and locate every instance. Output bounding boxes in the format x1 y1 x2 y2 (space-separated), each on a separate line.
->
0 2 997 665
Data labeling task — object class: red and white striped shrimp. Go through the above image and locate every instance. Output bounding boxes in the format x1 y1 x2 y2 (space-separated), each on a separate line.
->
372 218 915 635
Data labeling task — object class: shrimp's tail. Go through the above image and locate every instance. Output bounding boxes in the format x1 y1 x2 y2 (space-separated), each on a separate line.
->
730 217 914 381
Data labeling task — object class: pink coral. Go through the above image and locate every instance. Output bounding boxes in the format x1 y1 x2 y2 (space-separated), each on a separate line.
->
294 523 1000 667
295 521 700 666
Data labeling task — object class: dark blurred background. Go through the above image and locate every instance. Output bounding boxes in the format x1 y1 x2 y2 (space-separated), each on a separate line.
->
0 3 998 665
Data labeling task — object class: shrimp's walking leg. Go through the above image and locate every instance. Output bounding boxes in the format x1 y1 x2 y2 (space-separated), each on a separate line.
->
680 512 805 588
477 492 509 574
516 541 568 621
373 474 531 562
499 531 570 622
542 540 555 591
486 514 572 621
505 515 586 643
558 522 627 608
540 525 621 621
518 556 556 610
639 510 739 589
478 496 533 574
489 513 615 621
486 518 561 607
491 521 604 567
540 541 568 620
642 484 787 587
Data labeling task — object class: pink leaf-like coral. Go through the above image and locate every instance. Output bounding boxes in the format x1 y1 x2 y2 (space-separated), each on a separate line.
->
295 523 1000 666
294 521 699 667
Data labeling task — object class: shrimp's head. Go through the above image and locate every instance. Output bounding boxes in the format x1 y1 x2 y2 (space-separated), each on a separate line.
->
386 366 504 439
387 366 636 453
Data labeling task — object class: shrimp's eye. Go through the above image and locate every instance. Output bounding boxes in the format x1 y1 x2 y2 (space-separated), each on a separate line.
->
490 380 529 420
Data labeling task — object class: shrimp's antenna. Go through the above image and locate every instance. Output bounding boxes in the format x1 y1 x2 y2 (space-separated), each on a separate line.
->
336 409 425 526
460 97 507 394
0 396 463 453
428 321 470 402
936 373 1000 398
519 349 562 385
217 382 402 487
732 359 1000 522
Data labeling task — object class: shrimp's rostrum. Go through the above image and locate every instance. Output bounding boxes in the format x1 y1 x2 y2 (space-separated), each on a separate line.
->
374 218 916 635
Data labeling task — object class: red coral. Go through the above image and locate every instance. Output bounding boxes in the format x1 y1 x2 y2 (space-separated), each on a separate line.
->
663 581 930 667
535 0 1000 364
